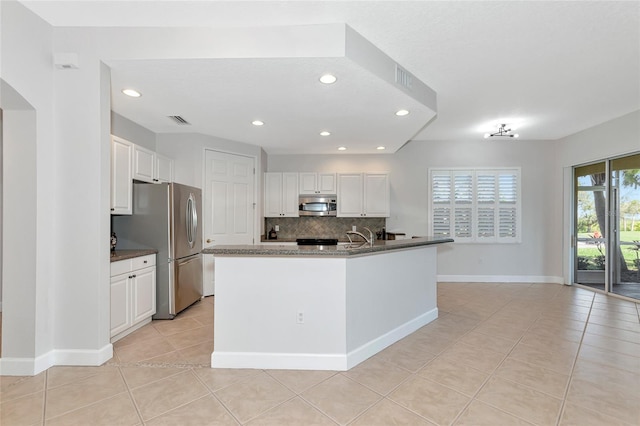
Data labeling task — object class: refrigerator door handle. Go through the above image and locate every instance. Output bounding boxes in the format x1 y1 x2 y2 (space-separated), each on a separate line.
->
186 193 197 249
191 193 198 246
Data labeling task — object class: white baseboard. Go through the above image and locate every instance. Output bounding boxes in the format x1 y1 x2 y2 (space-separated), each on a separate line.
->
346 308 438 369
438 275 564 284
211 308 439 371
0 344 113 376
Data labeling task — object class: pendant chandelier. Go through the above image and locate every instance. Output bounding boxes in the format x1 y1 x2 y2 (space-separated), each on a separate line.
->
484 124 519 139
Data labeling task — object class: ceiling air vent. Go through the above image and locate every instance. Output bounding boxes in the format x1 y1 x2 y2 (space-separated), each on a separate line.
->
167 115 191 125
395 64 413 90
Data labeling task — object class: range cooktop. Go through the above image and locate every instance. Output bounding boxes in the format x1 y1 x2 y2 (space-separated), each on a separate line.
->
296 238 339 246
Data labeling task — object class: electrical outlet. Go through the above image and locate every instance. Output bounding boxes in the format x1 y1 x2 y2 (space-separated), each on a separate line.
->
296 311 304 324
352 225 357 231
275 225 280 231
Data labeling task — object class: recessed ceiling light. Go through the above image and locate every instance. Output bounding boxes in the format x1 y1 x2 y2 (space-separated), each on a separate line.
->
252 120 264 126
122 89 141 98
338 146 347 151
320 131 331 136
377 146 386 150
395 109 409 116
319 74 337 84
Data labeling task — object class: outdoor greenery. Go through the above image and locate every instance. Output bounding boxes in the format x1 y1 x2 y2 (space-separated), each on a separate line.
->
577 232 640 270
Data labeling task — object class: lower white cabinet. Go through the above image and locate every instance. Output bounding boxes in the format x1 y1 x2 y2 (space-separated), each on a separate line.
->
110 254 156 341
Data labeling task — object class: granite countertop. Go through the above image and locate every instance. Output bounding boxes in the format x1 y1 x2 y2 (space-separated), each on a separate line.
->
203 237 453 257
110 249 158 262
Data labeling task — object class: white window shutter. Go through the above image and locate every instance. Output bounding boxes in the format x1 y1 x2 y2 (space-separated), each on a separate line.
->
430 168 520 244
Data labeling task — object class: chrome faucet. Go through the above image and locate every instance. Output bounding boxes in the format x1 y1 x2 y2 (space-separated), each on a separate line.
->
345 227 374 247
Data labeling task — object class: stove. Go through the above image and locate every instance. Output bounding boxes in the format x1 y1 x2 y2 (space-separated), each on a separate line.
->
296 238 338 246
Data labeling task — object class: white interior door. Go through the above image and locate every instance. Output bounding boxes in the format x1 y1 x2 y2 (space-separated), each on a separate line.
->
203 150 255 295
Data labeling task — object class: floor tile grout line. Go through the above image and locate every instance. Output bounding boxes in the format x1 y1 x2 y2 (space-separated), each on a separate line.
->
554 290 595 426
41 369 48 426
447 297 535 426
190 366 253 425
117 366 145 426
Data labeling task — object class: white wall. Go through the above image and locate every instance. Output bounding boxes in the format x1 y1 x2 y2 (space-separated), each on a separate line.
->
268 138 564 282
557 110 640 167
156 133 263 189
111 111 156 151
0 0 56 371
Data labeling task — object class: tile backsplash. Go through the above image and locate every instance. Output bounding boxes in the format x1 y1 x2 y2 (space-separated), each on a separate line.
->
264 217 386 241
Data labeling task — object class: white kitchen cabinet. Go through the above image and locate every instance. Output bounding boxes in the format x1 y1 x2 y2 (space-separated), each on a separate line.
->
110 254 156 341
155 153 173 183
337 172 390 217
299 172 336 194
133 144 174 183
264 172 299 217
110 136 133 215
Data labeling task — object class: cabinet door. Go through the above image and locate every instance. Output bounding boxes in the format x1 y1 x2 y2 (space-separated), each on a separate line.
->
132 145 155 183
364 173 390 217
318 173 337 194
110 274 131 337
155 154 173 183
110 136 132 215
282 173 300 217
131 267 156 324
264 173 283 217
299 173 318 194
337 173 364 217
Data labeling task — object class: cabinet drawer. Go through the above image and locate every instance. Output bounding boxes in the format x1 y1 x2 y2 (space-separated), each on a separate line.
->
111 254 156 277
132 254 155 271
111 259 132 277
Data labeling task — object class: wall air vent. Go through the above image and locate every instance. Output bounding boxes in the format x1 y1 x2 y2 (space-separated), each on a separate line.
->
167 115 191 125
395 64 413 90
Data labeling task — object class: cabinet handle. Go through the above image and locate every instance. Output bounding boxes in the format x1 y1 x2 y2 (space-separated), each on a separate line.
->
206 239 214 243
128 275 133 279
132 274 136 278
143 260 147 263
110 208 115 211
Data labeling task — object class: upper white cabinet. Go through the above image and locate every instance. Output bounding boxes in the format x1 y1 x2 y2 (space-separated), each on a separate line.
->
155 153 173 183
337 172 390 217
264 172 299 217
110 135 133 215
133 145 174 183
299 172 336 195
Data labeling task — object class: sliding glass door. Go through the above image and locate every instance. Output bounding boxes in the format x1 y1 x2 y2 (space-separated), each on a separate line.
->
574 162 607 291
573 153 640 300
610 154 640 299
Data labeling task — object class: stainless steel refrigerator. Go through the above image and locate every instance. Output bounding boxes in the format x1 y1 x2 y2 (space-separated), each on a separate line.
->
113 182 203 319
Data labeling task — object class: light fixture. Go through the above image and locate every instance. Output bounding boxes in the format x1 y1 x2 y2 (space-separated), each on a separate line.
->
320 131 331 136
122 88 141 98
252 120 264 126
483 124 519 139
395 109 409 116
377 146 386 150
338 146 347 151
319 74 337 84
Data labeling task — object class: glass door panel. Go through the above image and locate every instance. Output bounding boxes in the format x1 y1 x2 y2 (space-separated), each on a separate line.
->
610 154 640 299
574 162 607 291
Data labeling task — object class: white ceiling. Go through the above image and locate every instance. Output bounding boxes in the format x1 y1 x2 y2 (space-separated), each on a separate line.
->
21 1 640 155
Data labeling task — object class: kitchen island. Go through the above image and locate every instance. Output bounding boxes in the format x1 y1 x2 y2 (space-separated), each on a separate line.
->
203 237 452 371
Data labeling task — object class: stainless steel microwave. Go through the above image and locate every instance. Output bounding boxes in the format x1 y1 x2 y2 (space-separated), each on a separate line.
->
299 195 337 216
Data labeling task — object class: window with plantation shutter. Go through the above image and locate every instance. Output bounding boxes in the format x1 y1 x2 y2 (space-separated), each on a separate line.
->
429 168 521 243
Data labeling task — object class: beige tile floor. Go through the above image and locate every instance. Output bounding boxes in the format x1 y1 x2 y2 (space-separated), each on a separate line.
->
2 283 639 425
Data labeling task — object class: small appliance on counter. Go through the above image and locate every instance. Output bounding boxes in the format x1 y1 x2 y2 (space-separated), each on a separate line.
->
386 232 406 240
110 232 117 251
268 227 278 240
